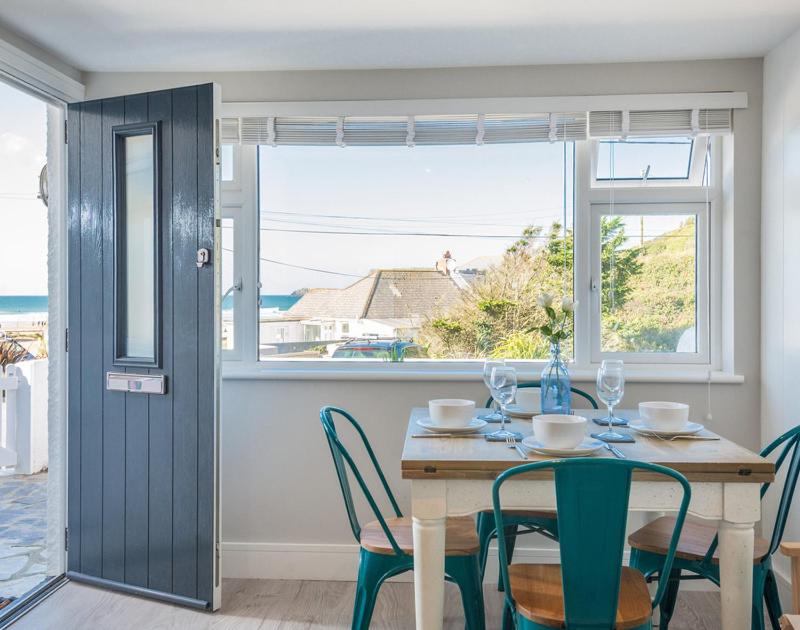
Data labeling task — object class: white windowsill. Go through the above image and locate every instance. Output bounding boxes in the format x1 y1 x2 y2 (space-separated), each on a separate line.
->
221 362 744 384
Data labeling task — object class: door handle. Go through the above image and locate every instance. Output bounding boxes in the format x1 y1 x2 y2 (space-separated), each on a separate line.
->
196 248 210 268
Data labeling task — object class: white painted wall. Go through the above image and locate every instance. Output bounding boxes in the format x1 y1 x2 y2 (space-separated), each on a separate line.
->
85 59 764 580
762 27 800 591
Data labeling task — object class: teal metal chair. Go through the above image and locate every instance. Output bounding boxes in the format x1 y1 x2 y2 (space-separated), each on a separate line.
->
629 424 800 630
493 458 691 630
478 382 599 590
320 406 485 630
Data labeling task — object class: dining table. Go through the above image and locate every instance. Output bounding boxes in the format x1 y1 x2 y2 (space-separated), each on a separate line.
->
401 407 775 630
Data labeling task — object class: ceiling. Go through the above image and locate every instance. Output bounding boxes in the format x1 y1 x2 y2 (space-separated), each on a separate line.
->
2 0 800 73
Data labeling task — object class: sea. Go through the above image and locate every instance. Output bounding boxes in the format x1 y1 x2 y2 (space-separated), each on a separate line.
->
0 296 49 322
1 294 300 319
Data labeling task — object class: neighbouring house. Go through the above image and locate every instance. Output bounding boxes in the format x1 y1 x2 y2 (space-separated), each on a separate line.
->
261 268 462 356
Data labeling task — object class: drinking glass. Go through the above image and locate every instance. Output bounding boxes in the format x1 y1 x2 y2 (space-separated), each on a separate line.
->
488 366 518 439
595 360 626 441
480 359 505 421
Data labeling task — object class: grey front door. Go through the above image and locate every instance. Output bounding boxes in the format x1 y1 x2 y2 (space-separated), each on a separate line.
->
67 84 220 609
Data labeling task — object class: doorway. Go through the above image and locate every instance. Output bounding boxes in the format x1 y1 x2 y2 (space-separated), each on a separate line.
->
0 76 67 621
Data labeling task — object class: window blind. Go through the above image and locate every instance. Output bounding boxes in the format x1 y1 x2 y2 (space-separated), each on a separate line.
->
220 108 731 146
588 109 732 138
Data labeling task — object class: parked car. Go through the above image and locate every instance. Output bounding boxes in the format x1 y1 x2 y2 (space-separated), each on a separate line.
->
331 339 428 360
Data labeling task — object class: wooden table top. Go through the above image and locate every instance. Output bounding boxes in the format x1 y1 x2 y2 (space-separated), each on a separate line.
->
401 408 774 483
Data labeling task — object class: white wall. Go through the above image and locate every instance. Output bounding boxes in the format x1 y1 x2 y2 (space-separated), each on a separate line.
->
762 28 800 590
85 59 764 580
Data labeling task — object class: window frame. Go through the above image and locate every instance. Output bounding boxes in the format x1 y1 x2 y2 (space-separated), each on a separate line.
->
588 202 709 364
222 130 723 374
590 137 708 188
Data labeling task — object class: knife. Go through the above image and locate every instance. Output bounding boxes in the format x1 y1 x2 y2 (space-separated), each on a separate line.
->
604 442 626 459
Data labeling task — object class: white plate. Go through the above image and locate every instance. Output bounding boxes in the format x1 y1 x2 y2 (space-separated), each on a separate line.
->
416 417 488 434
521 436 604 457
506 404 537 418
628 420 704 437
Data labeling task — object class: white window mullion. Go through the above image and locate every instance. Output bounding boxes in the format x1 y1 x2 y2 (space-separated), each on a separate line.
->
573 141 593 368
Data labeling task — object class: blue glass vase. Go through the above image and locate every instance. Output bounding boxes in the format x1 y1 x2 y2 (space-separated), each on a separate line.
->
540 342 572 414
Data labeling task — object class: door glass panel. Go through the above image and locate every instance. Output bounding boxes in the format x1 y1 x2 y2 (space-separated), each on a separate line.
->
116 128 158 363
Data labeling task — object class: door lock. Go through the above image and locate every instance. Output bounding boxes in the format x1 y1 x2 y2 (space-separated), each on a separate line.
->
196 248 210 268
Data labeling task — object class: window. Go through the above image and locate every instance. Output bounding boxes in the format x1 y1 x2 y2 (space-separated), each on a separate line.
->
596 138 693 180
257 142 574 361
590 205 708 363
221 107 725 369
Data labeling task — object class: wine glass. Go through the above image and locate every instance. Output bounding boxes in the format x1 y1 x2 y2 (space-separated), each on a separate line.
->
594 360 626 442
480 359 505 421
488 366 518 439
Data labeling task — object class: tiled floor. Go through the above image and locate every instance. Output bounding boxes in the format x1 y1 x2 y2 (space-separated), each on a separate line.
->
0 473 48 600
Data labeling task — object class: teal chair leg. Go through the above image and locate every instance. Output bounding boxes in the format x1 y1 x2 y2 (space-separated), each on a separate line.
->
764 569 783 630
446 555 486 630
352 549 409 630
501 600 514 630
658 568 682 630
476 512 495 582
752 567 768 630
497 525 517 592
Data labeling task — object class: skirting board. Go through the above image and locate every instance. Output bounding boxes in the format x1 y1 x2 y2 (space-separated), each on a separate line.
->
221 541 791 602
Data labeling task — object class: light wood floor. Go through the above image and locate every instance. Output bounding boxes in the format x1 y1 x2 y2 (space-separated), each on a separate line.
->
10 579 722 629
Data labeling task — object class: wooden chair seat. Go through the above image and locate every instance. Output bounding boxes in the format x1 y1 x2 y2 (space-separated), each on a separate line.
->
508 564 652 629
480 508 557 521
360 516 479 556
628 516 770 565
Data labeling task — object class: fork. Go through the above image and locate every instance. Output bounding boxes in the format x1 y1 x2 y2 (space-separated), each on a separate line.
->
506 435 527 459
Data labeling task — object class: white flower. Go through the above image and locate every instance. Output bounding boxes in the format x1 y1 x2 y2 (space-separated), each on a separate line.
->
537 293 554 308
561 297 578 312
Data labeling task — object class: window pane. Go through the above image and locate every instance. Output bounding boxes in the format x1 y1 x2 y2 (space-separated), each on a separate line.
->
221 217 235 350
596 137 693 180
122 133 155 361
600 214 696 353
221 144 234 181
258 143 575 361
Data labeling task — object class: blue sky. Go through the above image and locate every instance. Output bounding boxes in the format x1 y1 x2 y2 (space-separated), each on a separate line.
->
0 79 47 295
258 142 574 294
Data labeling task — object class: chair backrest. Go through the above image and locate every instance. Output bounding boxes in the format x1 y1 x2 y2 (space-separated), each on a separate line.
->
319 406 405 556
485 380 599 409
493 458 691 629
763 425 800 556
699 424 800 566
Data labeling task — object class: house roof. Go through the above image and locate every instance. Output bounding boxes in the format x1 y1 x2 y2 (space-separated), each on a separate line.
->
287 269 462 322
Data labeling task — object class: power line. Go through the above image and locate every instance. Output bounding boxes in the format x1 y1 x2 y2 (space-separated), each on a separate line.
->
222 247 363 277
262 207 566 223
261 215 534 231
257 226 689 240
258 227 541 238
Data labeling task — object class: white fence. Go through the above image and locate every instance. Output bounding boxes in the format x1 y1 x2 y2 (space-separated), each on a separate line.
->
0 359 48 474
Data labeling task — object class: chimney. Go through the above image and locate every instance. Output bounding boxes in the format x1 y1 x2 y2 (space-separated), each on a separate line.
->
435 250 453 276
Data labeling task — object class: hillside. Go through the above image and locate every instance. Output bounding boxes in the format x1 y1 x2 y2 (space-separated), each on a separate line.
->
603 218 696 353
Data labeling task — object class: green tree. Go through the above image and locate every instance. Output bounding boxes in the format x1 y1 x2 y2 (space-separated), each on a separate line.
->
600 216 642 315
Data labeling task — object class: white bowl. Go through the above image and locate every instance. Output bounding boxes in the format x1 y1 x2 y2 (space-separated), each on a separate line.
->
639 401 690 432
428 399 476 428
532 414 587 450
515 389 540 413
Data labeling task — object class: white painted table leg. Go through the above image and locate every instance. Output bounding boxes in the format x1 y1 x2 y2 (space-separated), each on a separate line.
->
718 519 755 630
411 480 447 630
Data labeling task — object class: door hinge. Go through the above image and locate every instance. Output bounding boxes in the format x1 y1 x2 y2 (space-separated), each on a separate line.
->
64 527 69 552
65 327 69 352
64 119 68 144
